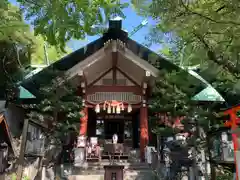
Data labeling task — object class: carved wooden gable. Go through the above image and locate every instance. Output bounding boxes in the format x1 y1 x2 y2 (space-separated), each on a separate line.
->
93 70 135 86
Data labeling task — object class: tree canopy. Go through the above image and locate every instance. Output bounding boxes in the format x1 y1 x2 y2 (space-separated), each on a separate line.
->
131 1 238 178
132 0 240 105
0 2 72 100
0 2 35 99
0 1 34 45
24 69 83 144
31 36 72 65
16 0 128 50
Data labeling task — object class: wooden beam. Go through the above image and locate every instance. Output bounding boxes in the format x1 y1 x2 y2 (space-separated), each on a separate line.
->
2 118 17 156
87 68 112 88
116 67 140 87
66 47 109 79
0 115 3 124
118 48 159 77
16 118 29 180
78 71 88 85
112 52 118 85
86 85 142 95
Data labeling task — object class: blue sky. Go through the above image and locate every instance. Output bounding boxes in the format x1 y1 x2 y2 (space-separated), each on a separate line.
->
9 0 161 52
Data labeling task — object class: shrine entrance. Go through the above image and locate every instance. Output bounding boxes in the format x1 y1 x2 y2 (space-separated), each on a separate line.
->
95 113 136 147
104 119 124 143
66 19 161 161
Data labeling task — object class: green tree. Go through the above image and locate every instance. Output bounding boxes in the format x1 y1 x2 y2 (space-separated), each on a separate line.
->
25 69 82 142
132 0 240 105
16 0 128 50
0 2 35 100
149 69 225 179
0 2 73 100
132 1 240 178
18 69 83 180
31 36 72 65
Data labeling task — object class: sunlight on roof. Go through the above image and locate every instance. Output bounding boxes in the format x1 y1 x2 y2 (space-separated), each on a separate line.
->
111 16 123 21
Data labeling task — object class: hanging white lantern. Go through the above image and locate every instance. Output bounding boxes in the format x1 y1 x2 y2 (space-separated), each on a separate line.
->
121 104 124 111
107 106 111 114
145 71 151 77
112 106 116 113
116 105 121 114
95 104 100 113
143 82 147 89
103 103 106 111
81 82 85 88
127 104 132 113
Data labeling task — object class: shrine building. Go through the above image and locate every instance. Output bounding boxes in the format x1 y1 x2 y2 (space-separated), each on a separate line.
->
20 18 207 161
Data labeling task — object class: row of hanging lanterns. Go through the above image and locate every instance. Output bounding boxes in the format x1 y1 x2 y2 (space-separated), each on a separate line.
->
95 100 132 114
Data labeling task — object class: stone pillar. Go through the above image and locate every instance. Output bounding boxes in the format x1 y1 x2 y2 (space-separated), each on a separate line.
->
79 107 88 136
221 132 229 161
189 167 195 180
140 106 149 162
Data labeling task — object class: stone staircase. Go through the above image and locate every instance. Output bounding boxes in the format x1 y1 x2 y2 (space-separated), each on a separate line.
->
66 161 154 180
64 149 155 180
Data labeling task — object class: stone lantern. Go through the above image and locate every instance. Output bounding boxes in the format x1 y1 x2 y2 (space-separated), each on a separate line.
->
74 135 86 166
208 127 235 172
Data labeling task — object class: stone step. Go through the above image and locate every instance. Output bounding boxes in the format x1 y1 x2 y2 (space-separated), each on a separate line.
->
72 161 151 170
68 175 104 180
68 169 154 180
62 161 152 178
72 168 152 175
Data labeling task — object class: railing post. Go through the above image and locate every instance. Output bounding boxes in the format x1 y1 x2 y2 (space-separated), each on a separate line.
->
16 118 29 180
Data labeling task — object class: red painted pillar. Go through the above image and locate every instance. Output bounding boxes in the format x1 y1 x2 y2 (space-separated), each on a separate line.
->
224 108 240 180
79 107 88 136
140 106 149 162
229 111 239 180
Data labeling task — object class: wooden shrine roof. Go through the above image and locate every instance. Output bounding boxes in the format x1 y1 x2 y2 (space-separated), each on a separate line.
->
20 19 207 99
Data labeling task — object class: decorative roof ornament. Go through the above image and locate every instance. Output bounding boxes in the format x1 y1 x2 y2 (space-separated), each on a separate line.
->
104 39 125 52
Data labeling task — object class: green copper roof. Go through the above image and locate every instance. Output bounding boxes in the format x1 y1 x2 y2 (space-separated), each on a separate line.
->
192 85 225 102
19 86 36 99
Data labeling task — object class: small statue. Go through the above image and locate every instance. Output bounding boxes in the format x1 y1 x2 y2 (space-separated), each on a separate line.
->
112 134 118 144
77 135 86 148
